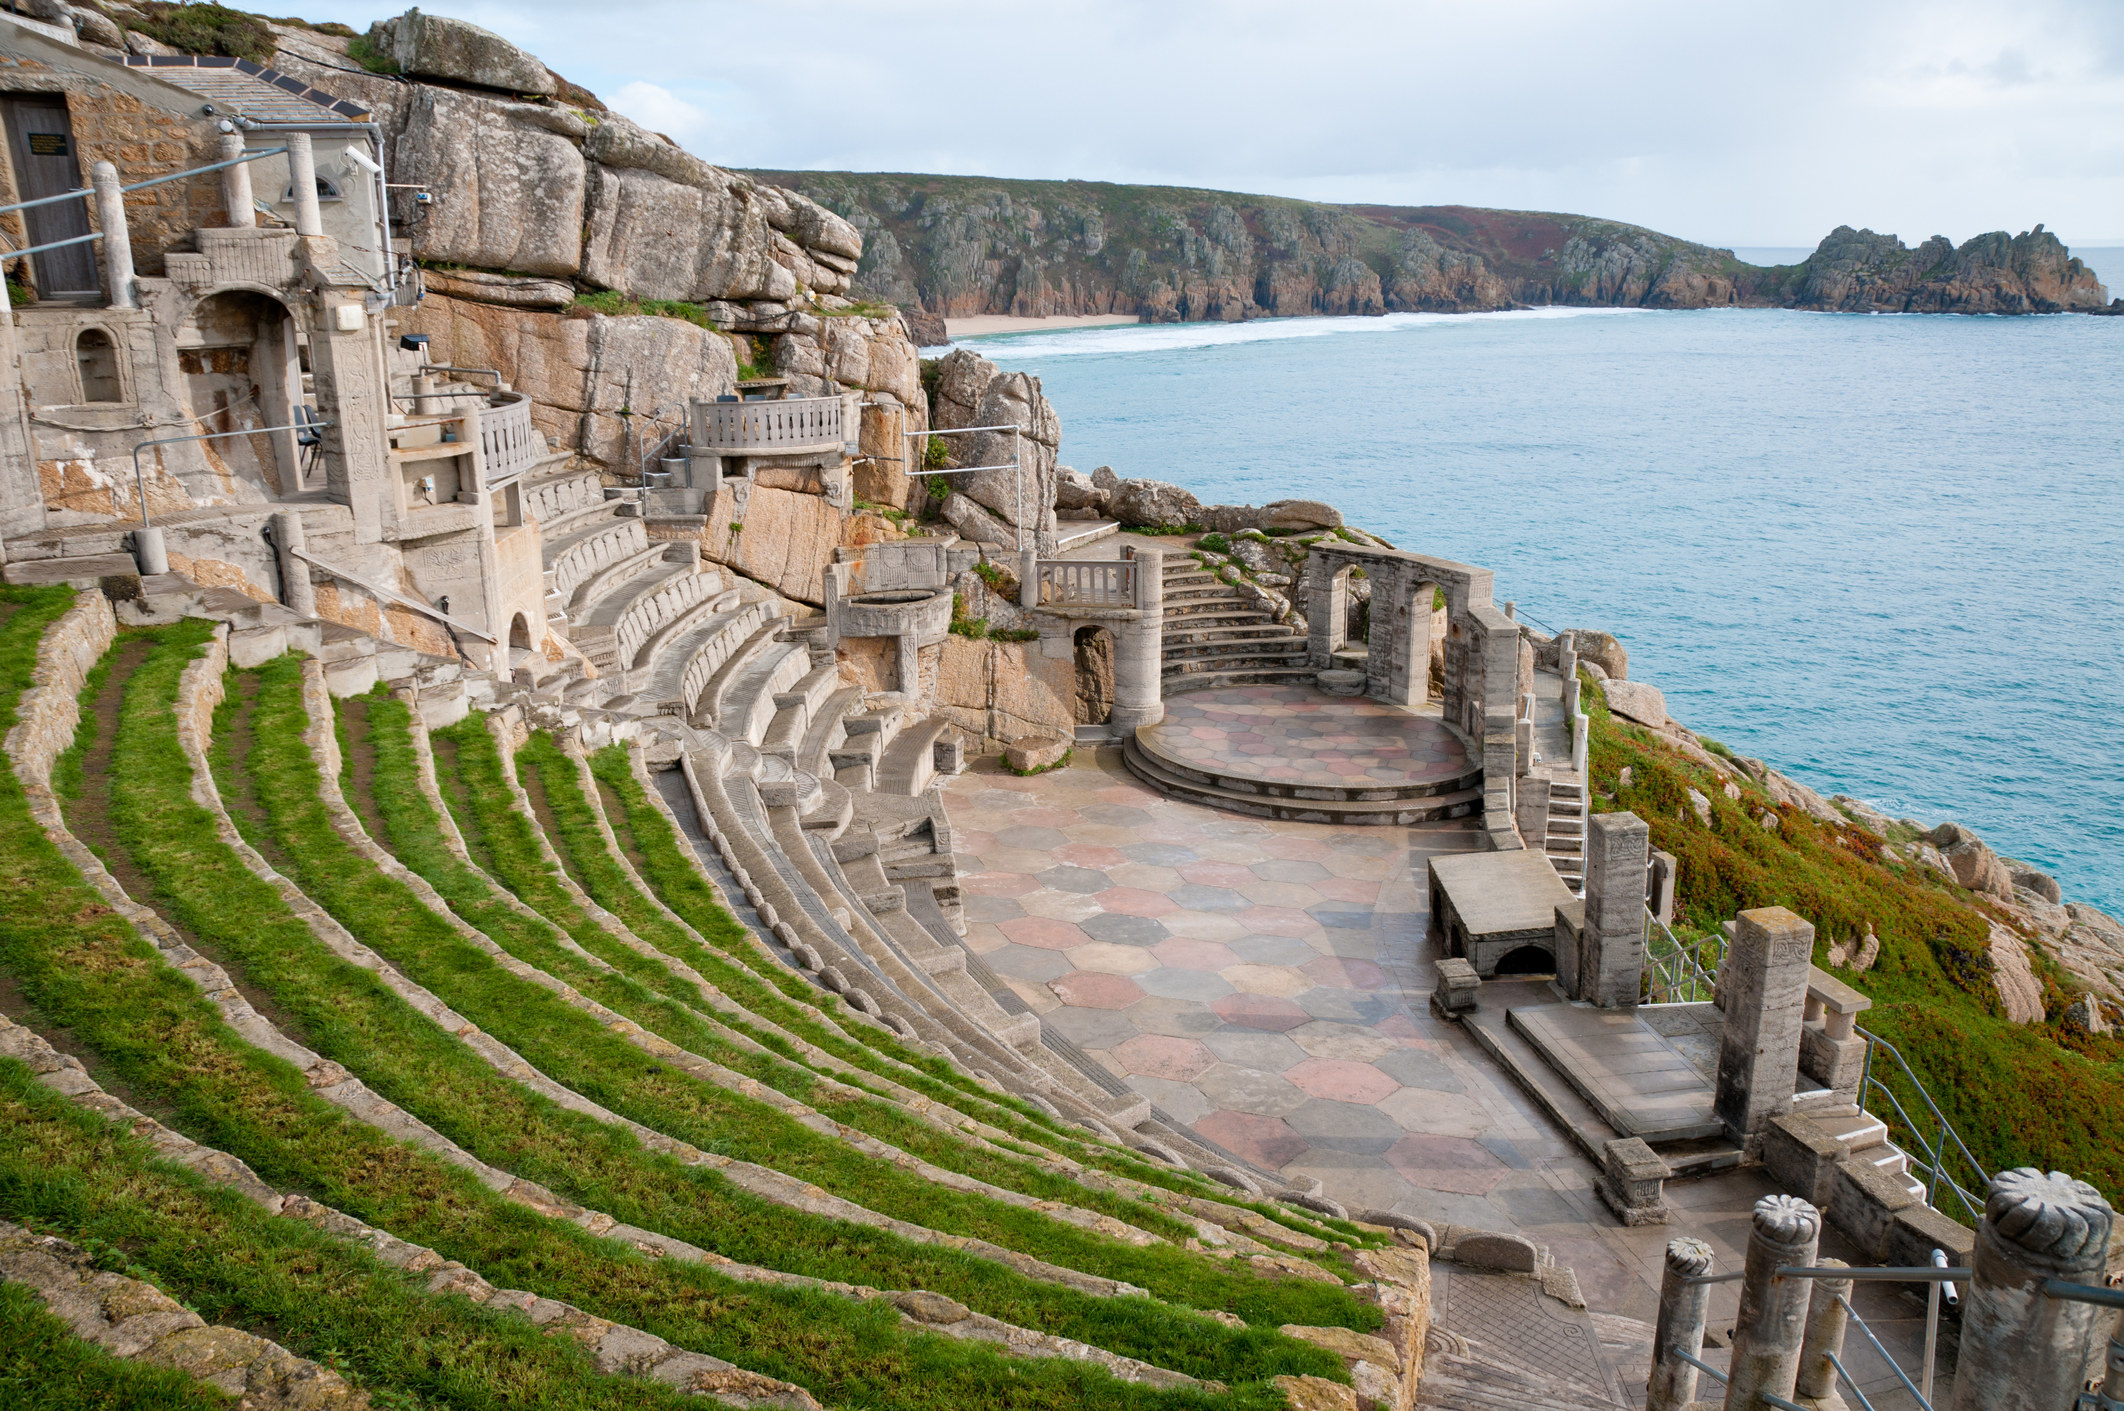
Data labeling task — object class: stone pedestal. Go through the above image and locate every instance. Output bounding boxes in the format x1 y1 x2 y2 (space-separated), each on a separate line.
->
1793 1260 1852 1409
1725 1194 1821 1411
1951 1167 2116 1411
1430 957 1479 1019
1648 1237 1714 1411
1579 810 1650 1007
1713 907 1815 1153
1598 1137 1672 1226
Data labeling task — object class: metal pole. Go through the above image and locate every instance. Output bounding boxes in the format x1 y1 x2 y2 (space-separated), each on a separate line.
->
130 419 333 531
1921 1248 1944 1403
89 161 134 310
286 132 323 238
218 132 254 228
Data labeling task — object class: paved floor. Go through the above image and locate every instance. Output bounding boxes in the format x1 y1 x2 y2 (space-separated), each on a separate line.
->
1140 686 1474 791
944 746 1950 1407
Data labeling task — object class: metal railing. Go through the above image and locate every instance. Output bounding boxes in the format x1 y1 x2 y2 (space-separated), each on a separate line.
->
1854 1026 1991 1225
1039 558 1135 608
901 422 1027 550
1645 910 1723 1004
696 395 844 453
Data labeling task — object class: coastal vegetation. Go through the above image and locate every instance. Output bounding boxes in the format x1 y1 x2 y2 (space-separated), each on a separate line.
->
1582 676 2124 1204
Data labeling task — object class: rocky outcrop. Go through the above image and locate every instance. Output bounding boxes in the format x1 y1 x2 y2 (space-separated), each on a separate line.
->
369 9 556 95
1926 822 2016 902
1109 478 1202 531
922 350 1058 541
754 172 2108 321
393 87 587 278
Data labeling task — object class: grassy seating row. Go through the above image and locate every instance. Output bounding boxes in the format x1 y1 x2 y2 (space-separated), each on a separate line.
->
223 654 1373 1361
7 615 1329 1407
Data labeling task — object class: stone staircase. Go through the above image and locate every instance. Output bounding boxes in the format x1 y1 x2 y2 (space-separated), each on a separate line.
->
1544 780 1587 893
1160 560 1314 691
1793 1096 1929 1202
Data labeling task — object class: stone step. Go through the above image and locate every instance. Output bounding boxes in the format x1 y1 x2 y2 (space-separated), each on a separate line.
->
1162 667 1321 694
1122 735 1481 824
1162 639 1308 663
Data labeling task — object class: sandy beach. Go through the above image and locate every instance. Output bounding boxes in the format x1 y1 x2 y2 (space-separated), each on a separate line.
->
943 313 1142 338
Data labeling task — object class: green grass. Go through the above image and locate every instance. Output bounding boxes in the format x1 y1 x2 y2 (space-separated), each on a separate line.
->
570 289 720 331
0 1278 230 1410
0 1059 713 1411
1584 672 2124 1205
1 621 1323 1409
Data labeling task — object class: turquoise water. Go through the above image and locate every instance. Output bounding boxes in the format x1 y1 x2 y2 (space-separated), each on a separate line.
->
963 308 2124 915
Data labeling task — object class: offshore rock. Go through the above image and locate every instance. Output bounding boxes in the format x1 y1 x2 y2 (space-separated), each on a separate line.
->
1110 478 1202 530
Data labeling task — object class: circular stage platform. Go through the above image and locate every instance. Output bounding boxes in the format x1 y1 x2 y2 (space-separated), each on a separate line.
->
1123 683 1483 824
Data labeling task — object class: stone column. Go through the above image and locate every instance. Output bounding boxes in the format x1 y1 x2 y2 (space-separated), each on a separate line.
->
271 511 315 618
1109 545 1163 732
1515 775 1552 853
1647 1237 1713 1411
89 161 135 309
1793 1259 1851 1407
1724 1195 1821 1411
1713 906 1815 1150
1649 849 1678 927
218 132 254 227
1951 1167 2116 1411
1017 546 1038 610
286 132 324 238
0 274 46 543
1579 810 1651 1007
1306 553 1343 667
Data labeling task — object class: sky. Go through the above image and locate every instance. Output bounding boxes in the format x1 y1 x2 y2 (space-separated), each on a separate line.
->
319 0 2124 249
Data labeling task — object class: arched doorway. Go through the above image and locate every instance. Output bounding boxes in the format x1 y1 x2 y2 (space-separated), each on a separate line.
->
1073 625 1114 725
1493 944 1555 976
509 614 534 651
1401 578 1444 707
175 290 302 498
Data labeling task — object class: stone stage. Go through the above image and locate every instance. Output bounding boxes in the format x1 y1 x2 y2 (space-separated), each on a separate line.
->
1123 684 1484 824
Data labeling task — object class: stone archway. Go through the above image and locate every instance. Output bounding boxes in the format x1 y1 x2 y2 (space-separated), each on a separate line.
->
174 289 302 498
1493 943 1556 976
509 613 533 652
1073 625 1115 725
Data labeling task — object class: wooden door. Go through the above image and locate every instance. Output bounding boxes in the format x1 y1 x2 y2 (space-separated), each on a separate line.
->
2 97 96 295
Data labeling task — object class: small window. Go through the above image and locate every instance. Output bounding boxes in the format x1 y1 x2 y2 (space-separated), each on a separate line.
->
280 175 343 204
75 328 121 403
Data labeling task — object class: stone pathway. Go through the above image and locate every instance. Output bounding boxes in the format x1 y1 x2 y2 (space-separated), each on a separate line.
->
1139 686 1472 790
945 748 1951 1407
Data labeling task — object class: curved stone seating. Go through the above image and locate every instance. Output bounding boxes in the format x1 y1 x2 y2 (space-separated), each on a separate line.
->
877 716 956 796
722 643 812 748
572 558 724 675
642 600 777 717
550 517 651 607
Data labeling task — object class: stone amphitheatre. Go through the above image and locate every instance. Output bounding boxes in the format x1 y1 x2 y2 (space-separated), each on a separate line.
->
0 7 2118 1410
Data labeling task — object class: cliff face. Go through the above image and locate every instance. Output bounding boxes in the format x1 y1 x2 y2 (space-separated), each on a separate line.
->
750 172 2111 323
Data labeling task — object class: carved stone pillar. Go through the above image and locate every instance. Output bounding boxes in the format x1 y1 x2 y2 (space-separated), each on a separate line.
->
1724 1195 1821 1411
1951 1167 2116 1411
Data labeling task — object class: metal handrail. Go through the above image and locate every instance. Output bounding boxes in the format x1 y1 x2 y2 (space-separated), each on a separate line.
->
0 144 289 217
903 423 1027 551
1855 1025 1990 1224
1838 1294 1937 1411
1645 910 1722 1004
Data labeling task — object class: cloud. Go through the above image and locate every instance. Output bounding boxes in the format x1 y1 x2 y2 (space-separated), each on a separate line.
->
316 0 2124 245
606 81 709 147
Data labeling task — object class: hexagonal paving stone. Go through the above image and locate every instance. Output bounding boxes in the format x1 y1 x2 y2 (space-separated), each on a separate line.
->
1081 802 1155 827
1079 913 1171 946
1195 1063 1311 1118
1018 889 1104 923
1224 934 1321 966
1237 905 1320 937
1295 987 1396 1024
1307 903 1377 931
1219 963 1315 998
1236 880 1327 910
1203 1029 1306 1069
1111 1033 1216 1082
1312 876 1383 904
1160 911 1251 942
1301 956 1390 989
1066 941 1159 975
1092 886 1178 918
1176 860 1257 889
1168 883 1248 913
1040 1005 1141 1051
1194 1109 1308 1170
1137 967 1235 1002
995 826 1074 851
961 894 1027 923
1375 1046 1467 1093
998 916 1092 950
1124 1074 1213 1125
962 871 1042 899
1011 807 1084 830
1210 992 1311 1032
1123 994 1227 1038
1383 1133 1510 1195
1056 843 1127 869
1037 864 1113 895
1285 1057 1401 1106
1151 936 1241 971
1049 970 1144 1009
1120 841 1197 867
1284 1098 1408 1154
1104 863 1185 893
1251 857 1331 884
1290 1022 1401 1064
983 944 1075 982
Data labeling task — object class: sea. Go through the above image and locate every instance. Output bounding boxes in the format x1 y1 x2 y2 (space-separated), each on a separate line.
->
943 271 2124 917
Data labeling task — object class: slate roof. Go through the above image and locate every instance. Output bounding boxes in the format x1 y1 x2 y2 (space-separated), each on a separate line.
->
121 54 370 124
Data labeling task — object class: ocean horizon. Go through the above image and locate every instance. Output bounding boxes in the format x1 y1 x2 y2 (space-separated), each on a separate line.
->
955 304 2124 918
